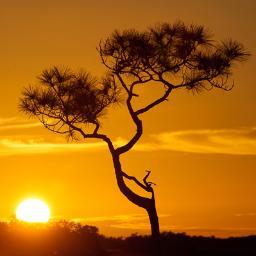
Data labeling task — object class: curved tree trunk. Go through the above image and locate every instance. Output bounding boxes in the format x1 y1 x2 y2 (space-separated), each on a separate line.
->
111 151 161 256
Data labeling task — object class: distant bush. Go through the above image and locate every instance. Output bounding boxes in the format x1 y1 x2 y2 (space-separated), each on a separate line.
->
0 221 107 256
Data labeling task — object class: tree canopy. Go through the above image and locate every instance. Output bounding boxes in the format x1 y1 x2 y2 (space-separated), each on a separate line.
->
20 22 249 140
20 67 121 138
99 22 248 93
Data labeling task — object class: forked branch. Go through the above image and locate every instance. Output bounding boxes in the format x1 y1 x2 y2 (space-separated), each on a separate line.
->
121 169 156 198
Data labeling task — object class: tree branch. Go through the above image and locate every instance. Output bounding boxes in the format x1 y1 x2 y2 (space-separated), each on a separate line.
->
143 170 156 188
115 75 143 155
121 170 153 193
135 86 172 115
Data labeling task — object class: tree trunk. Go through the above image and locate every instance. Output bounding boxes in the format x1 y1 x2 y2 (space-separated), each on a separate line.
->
111 152 161 255
147 199 161 256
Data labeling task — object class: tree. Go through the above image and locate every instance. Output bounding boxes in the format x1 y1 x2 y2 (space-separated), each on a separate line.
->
20 21 249 255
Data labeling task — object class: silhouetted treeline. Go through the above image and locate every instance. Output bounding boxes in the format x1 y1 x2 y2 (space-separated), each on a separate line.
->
0 221 255 256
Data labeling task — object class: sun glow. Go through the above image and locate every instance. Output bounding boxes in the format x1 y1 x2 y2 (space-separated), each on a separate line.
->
16 198 50 223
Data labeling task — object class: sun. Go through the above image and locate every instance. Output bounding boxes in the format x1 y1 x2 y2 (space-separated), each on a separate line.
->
16 198 50 223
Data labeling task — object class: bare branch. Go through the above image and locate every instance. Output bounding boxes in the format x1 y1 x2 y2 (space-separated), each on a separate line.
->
121 170 153 193
143 170 156 188
136 87 172 115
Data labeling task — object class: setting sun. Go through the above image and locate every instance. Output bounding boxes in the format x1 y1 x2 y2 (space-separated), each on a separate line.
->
16 199 50 223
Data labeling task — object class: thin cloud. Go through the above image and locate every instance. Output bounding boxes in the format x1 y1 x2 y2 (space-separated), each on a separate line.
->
138 127 256 155
0 116 41 130
0 116 112 155
1 117 256 156
234 213 256 217
0 117 18 124
79 214 149 223
0 138 107 156
72 214 170 230
0 135 128 156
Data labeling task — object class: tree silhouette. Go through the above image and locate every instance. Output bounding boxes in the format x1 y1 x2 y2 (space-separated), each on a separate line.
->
20 21 249 255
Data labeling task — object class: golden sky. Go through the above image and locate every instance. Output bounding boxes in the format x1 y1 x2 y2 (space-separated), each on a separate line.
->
0 0 256 237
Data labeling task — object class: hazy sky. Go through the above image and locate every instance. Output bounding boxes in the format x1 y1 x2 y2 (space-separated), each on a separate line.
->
0 0 256 237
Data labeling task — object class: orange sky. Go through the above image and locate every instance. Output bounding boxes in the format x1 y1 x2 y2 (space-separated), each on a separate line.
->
0 0 256 237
